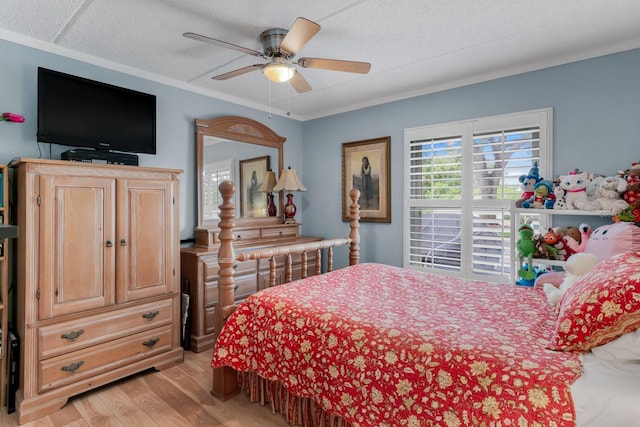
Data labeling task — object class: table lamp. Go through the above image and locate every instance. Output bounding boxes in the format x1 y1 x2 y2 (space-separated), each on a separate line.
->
258 169 278 216
272 166 306 224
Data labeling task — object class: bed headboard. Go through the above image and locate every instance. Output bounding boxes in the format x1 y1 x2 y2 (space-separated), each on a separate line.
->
214 180 361 334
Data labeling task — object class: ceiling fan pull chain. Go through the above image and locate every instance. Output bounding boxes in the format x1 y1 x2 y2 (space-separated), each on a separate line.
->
287 84 291 117
268 80 272 119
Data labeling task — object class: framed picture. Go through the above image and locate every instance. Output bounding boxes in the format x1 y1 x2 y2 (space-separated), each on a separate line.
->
342 136 391 223
239 156 270 218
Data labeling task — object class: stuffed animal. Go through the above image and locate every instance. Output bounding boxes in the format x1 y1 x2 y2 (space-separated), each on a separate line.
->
557 171 601 210
543 228 564 260
516 264 549 287
516 162 543 208
533 233 559 259
562 226 582 257
577 223 593 251
593 175 628 215
586 173 605 199
547 227 568 260
619 162 640 210
613 205 640 223
516 223 536 280
542 252 599 306
521 181 555 209
552 184 567 210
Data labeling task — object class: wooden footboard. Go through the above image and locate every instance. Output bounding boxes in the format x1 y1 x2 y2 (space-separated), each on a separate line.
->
212 180 361 400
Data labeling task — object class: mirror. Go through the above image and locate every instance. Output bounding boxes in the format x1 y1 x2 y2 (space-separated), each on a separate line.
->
196 116 285 231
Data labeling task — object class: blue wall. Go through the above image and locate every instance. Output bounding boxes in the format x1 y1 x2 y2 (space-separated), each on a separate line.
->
2 37 639 267
302 49 640 268
0 38 303 241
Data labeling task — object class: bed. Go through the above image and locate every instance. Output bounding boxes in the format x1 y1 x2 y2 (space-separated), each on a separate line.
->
210 182 640 427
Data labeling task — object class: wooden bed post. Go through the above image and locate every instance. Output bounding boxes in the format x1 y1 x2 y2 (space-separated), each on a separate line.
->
211 184 361 401
211 180 240 400
348 188 361 266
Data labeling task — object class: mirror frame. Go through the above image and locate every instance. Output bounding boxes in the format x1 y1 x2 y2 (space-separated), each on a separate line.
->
196 115 285 230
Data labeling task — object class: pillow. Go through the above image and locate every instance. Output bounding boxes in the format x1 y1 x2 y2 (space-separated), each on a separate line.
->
591 327 640 361
548 251 640 352
584 222 640 261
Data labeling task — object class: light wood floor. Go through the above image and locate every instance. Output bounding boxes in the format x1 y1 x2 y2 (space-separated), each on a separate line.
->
0 350 291 427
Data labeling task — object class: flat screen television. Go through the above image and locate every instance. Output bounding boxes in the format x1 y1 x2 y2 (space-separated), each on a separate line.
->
37 67 156 154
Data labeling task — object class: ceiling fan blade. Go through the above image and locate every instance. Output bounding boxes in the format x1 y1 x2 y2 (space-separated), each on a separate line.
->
212 64 263 80
289 71 312 93
298 57 371 74
183 32 263 57
280 17 321 56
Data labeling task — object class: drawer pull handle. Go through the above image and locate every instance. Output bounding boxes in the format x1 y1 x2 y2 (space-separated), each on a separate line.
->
61 361 84 373
120 238 127 246
61 329 85 341
143 338 160 348
106 240 113 247
142 310 160 321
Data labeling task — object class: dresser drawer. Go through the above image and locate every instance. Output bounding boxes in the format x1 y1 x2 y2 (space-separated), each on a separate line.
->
201 256 255 282
38 298 174 360
233 228 261 241
261 226 298 239
204 272 257 307
205 306 216 335
39 325 173 393
235 274 259 300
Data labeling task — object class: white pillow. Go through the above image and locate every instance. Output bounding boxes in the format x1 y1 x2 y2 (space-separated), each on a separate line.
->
591 328 640 361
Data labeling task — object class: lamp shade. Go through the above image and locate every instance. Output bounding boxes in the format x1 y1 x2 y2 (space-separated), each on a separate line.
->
263 63 295 83
273 167 306 192
258 170 278 193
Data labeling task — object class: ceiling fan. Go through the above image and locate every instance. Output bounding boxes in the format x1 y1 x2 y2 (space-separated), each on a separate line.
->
183 17 371 93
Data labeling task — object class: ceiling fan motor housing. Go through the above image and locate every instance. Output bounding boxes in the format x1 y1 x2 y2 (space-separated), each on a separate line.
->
260 28 290 58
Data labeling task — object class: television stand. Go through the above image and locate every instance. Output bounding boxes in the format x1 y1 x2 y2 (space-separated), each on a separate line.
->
61 149 139 166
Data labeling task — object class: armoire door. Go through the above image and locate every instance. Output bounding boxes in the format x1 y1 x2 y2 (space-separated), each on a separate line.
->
115 179 177 302
38 175 116 319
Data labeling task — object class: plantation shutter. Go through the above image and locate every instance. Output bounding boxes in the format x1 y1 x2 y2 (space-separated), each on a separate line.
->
404 109 552 282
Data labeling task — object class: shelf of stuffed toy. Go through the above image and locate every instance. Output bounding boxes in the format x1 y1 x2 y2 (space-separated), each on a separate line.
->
510 203 614 285
530 258 565 267
513 207 611 216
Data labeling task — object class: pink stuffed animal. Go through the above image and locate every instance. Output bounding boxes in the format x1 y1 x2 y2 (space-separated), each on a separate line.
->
577 223 592 252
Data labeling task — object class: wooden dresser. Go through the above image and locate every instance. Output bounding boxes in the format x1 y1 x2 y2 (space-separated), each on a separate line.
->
181 218 322 352
13 159 184 424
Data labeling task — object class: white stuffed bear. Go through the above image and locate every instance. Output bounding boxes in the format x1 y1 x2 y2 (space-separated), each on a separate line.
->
593 175 628 215
586 173 605 199
542 252 599 306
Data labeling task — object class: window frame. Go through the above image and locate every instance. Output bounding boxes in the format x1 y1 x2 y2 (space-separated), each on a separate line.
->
403 108 553 282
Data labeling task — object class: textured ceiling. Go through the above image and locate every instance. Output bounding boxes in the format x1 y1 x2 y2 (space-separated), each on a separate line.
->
2 0 640 121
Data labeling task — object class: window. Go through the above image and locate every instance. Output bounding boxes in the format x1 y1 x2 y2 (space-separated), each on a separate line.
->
404 109 552 282
203 159 233 220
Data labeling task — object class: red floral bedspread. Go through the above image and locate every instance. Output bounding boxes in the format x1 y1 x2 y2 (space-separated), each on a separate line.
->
212 263 582 427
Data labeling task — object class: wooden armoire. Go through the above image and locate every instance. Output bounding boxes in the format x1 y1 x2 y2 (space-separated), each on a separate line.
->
13 159 184 424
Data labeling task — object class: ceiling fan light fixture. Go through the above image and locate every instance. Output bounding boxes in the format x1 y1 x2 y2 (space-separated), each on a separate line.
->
263 63 295 83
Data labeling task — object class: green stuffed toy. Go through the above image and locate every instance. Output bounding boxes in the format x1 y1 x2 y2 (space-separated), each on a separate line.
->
517 223 536 280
